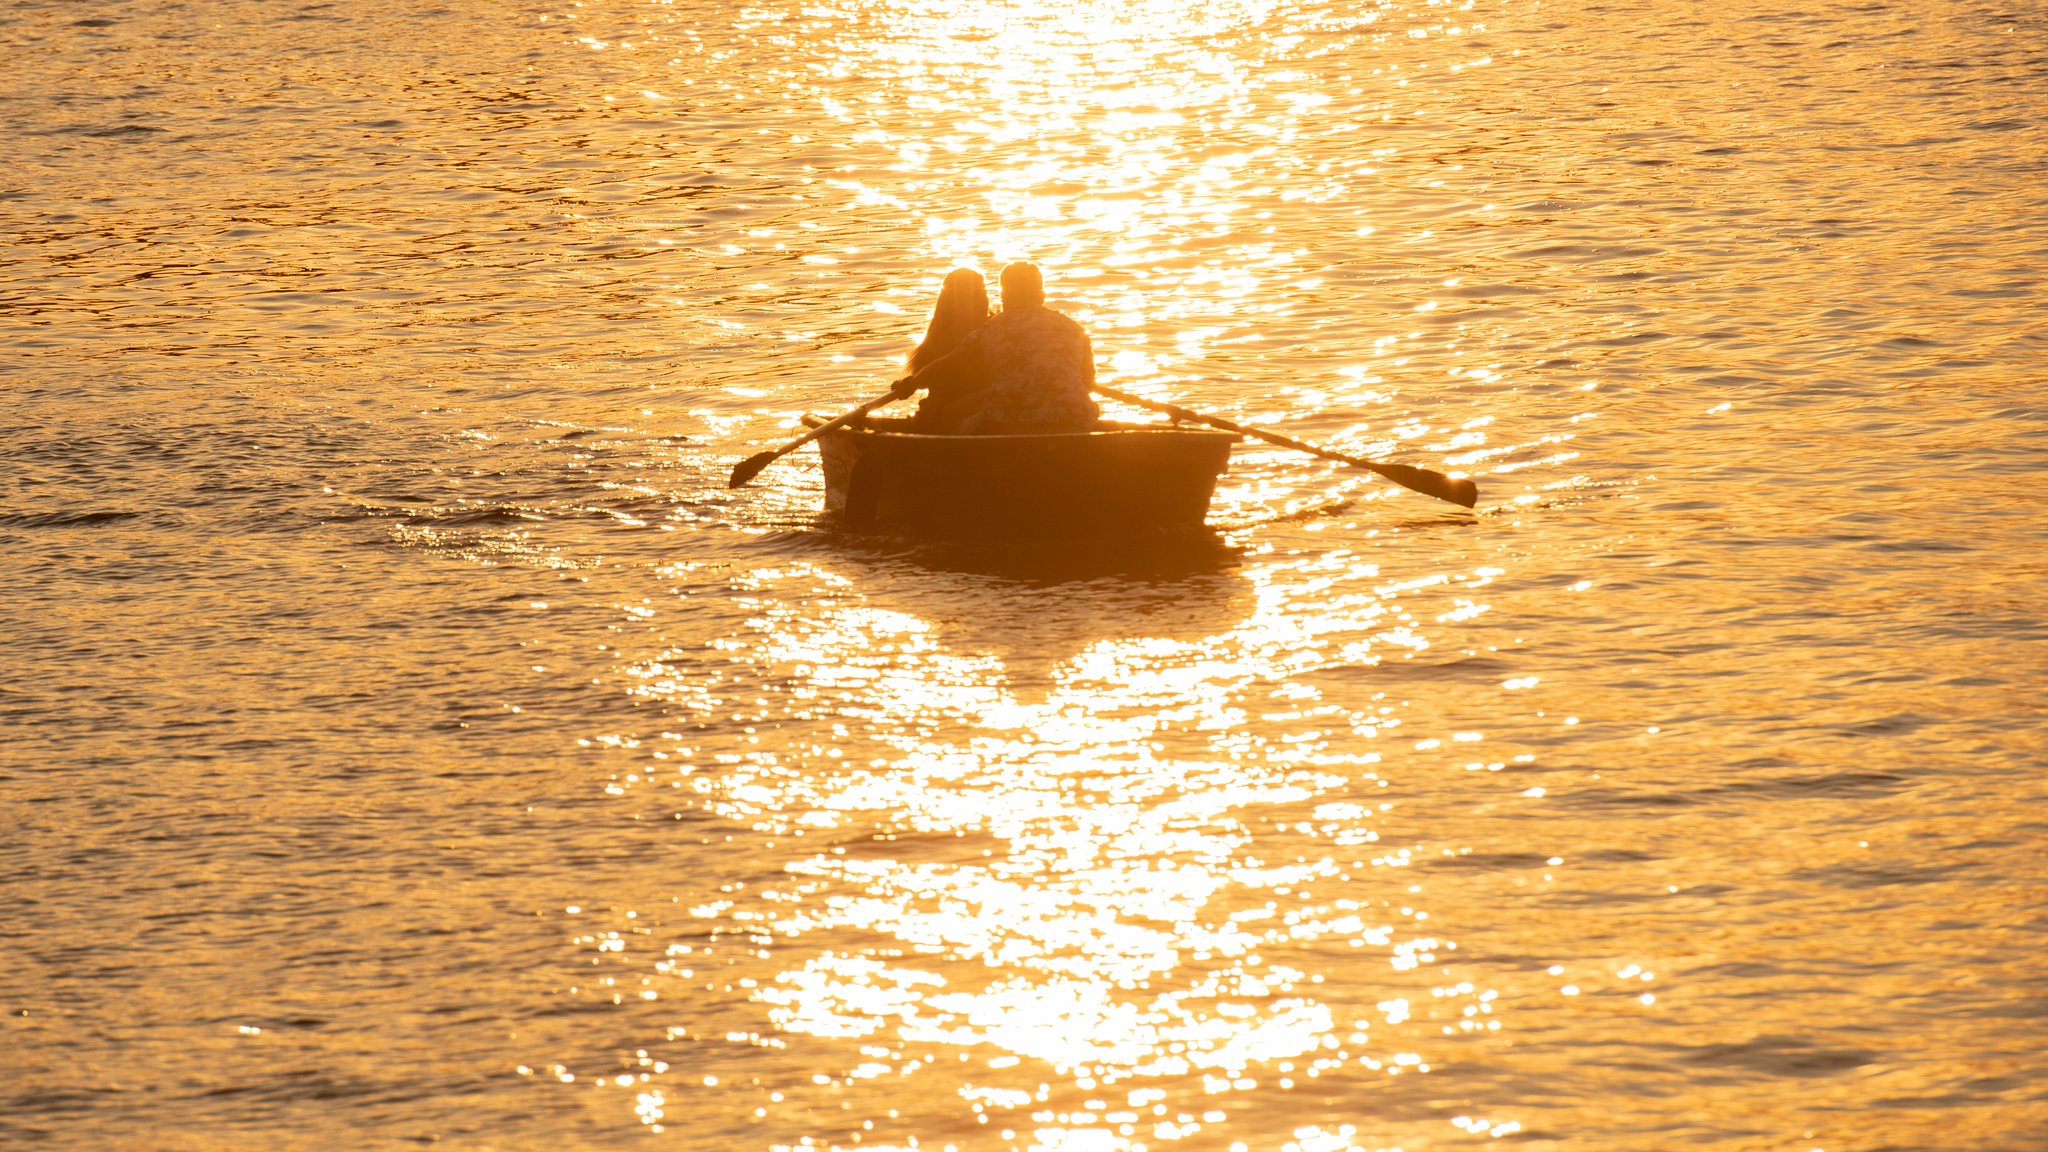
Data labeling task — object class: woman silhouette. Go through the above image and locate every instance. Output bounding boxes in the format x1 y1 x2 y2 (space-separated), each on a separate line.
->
909 267 990 372
904 267 992 430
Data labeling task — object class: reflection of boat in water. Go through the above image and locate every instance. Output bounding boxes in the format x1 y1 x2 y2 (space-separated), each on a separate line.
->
802 414 1239 539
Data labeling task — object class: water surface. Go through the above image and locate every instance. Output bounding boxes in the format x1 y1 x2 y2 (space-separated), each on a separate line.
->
4 0 2046 1149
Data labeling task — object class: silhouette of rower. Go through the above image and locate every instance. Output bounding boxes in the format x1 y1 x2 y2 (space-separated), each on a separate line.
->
907 267 990 374
892 261 1100 434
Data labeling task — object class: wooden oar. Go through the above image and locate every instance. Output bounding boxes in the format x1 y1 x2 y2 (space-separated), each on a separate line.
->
728 385 904 488
1093 382 1480 508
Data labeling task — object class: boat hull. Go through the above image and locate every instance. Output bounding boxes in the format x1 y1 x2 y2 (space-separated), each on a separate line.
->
806 416 1237 539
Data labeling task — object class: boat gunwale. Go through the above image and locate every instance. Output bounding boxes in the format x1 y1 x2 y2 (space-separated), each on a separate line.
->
800 413 1241 445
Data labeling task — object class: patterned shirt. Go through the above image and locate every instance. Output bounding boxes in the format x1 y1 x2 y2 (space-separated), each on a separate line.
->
912 304 1100 430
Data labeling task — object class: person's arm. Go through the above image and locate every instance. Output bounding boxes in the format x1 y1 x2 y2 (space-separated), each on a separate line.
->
892 332 988 399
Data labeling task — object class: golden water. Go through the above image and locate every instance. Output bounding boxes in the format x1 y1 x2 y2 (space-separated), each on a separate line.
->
4 0 2045 1149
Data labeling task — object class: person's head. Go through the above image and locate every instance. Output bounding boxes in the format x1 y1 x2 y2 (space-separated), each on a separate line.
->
911 267 990 370
933 267 988 326
999 261 1044 310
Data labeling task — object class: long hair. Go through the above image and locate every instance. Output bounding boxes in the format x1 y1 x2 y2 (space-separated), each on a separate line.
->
909 268 989 372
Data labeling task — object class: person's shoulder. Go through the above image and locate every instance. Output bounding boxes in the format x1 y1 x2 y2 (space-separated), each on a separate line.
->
1030 305 1082 331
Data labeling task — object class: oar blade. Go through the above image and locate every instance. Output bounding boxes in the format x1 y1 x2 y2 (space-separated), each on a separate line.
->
727 450 778 488
1374 462 1480 508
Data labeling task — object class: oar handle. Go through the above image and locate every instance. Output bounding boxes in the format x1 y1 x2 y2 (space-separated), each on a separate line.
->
1092 383 1479 508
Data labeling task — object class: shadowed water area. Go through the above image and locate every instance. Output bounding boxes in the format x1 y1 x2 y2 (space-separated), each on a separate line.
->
4 0 2046 1148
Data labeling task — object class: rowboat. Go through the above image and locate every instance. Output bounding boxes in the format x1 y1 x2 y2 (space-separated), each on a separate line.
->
801 414 1239 538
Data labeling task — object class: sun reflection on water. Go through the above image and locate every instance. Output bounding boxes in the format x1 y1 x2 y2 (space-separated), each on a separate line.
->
546 0 1571 1144
600 547 1512 1148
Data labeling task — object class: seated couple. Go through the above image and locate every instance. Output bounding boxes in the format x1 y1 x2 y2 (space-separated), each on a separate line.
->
891 261 1101 435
